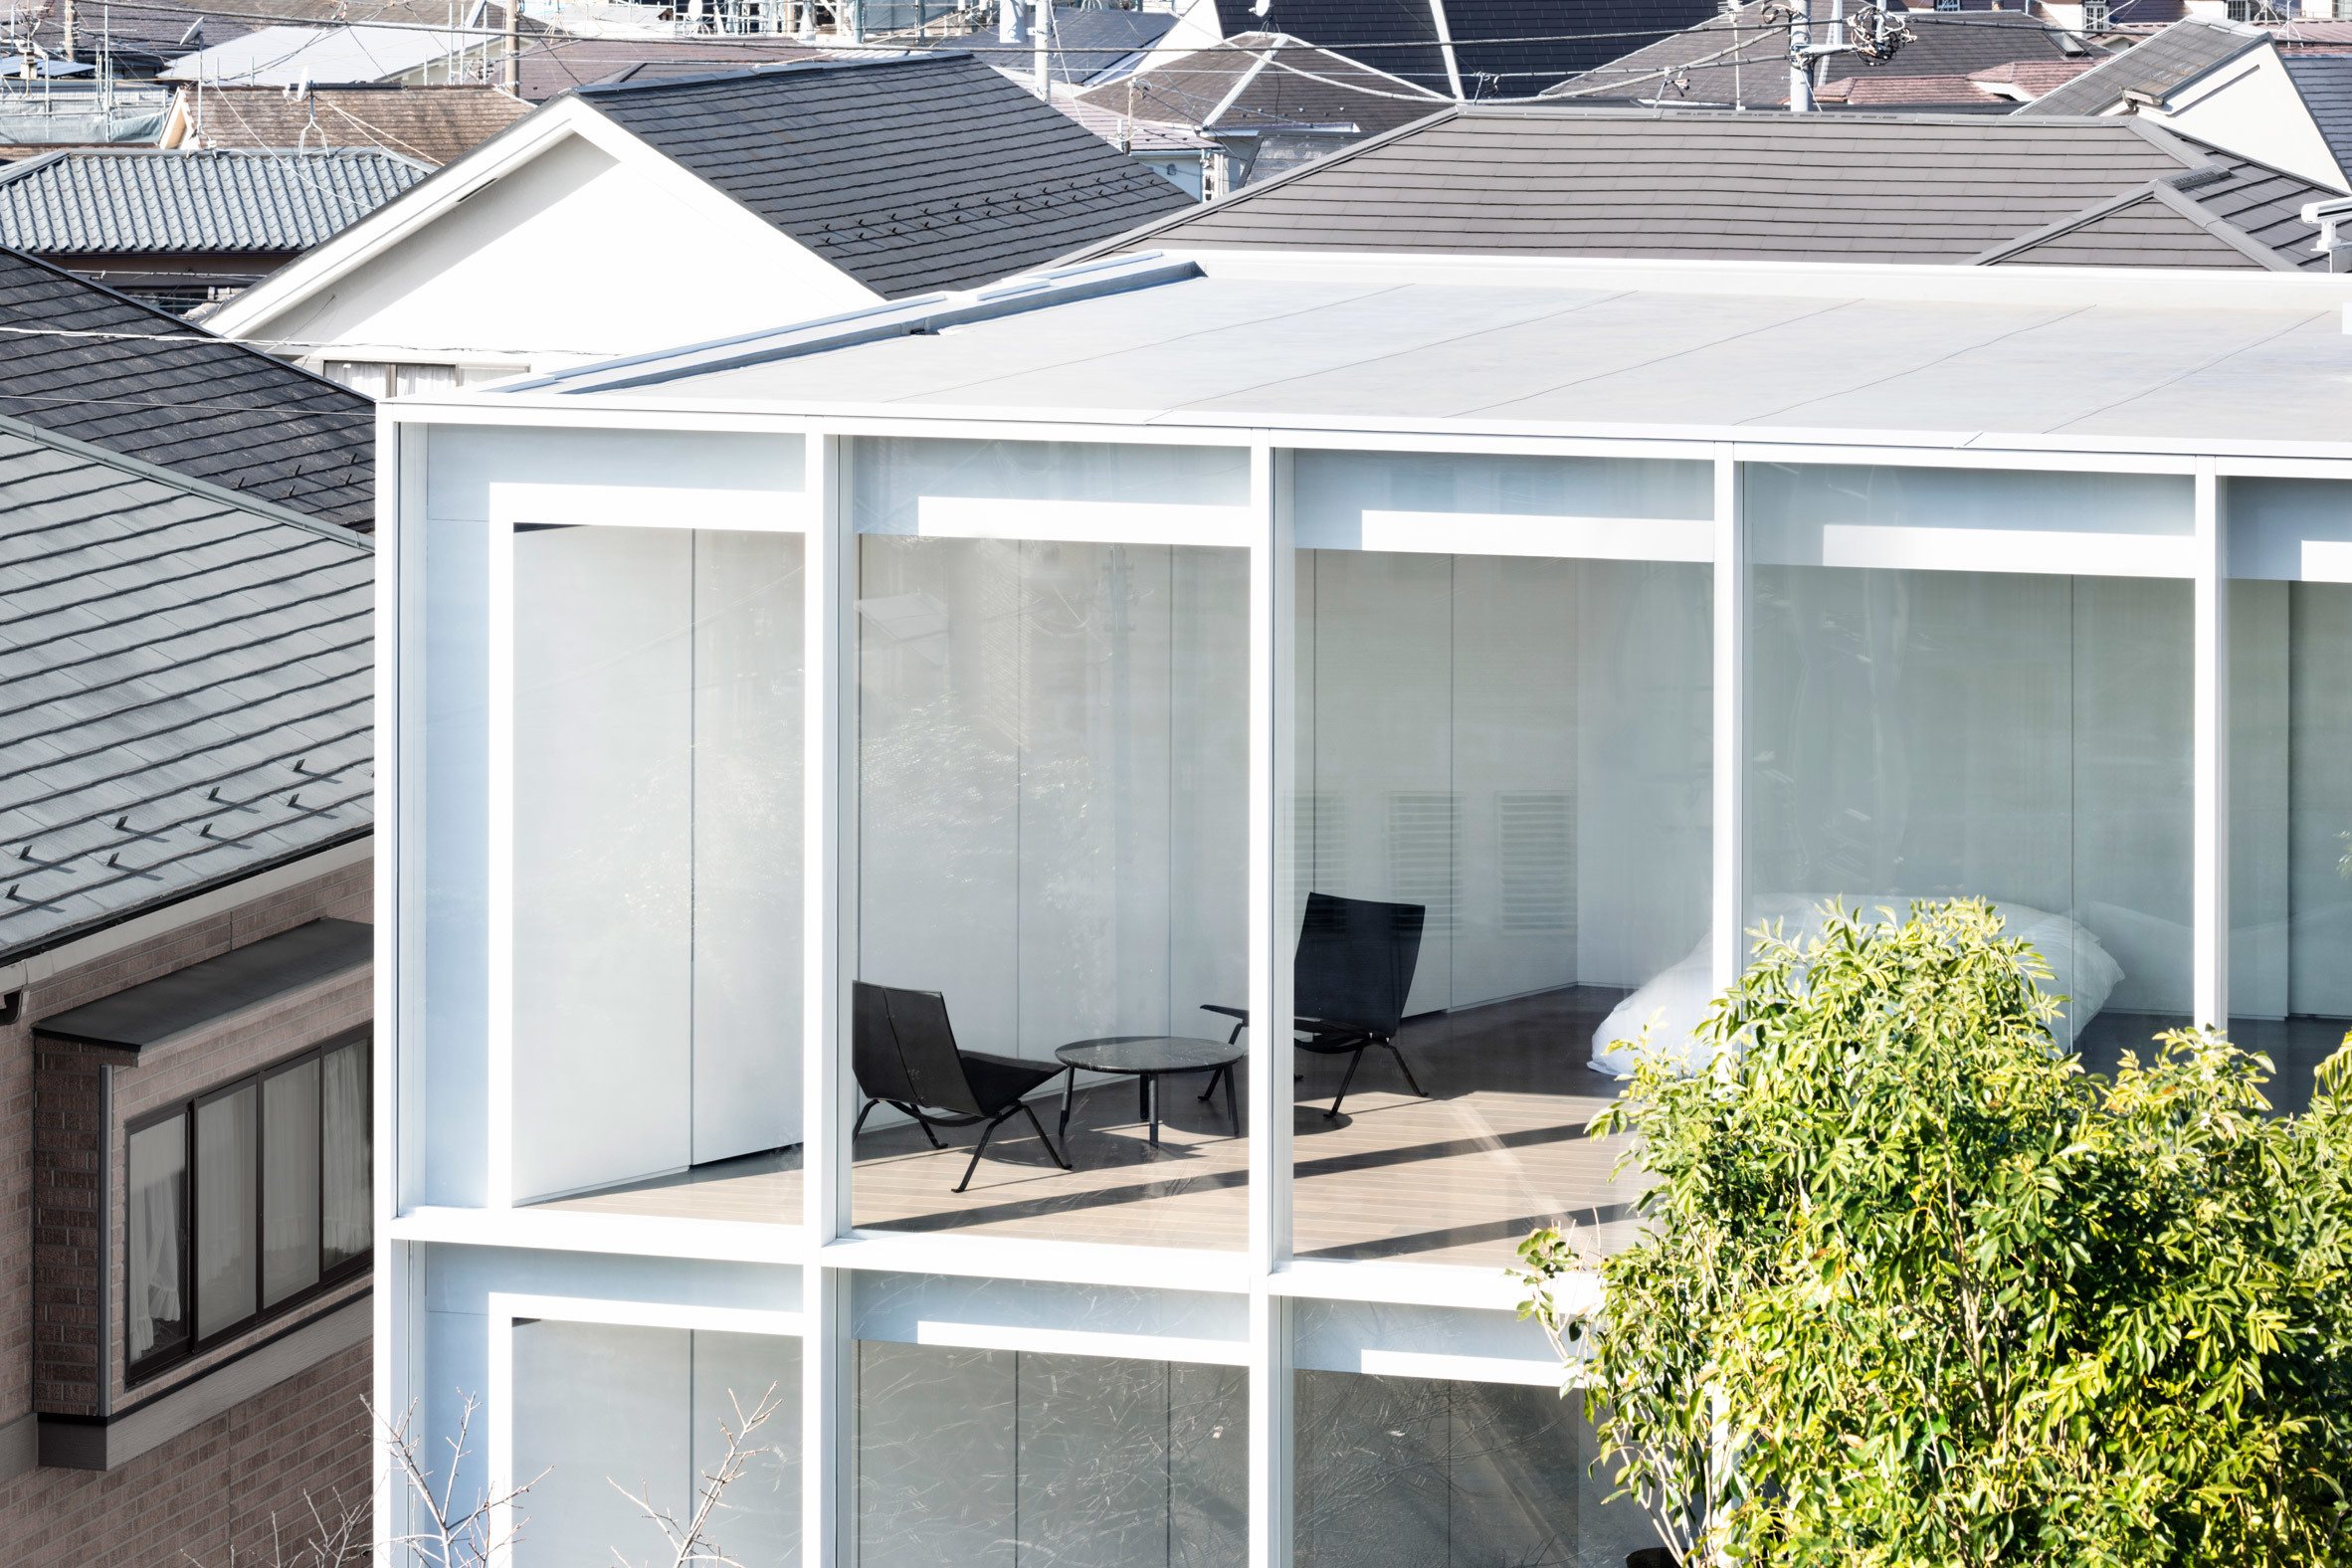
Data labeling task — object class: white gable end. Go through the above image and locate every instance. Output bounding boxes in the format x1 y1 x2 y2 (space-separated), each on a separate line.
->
213 114 888 377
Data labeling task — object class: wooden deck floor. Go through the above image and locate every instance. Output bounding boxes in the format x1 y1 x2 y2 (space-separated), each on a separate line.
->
539 988 1646 1270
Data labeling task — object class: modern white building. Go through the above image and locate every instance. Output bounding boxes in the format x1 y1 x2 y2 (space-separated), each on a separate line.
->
373 249 2352 1565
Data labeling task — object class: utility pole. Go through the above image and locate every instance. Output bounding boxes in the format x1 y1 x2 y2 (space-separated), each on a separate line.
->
1033 0 1049 94
62 0 76 62
1788 0 1812 112
502 0 518 95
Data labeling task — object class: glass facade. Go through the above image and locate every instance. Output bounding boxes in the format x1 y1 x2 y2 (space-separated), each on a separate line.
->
855 1341 1247 1567
850 441 1252 1247
398 419 2351 1568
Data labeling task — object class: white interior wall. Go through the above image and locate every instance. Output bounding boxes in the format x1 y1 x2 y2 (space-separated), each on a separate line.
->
511 525 805 1202
1746 566 2195 1016
2231 579 2293 1018
419 510 490 1210
855 537 1248 1063
234 131 881 372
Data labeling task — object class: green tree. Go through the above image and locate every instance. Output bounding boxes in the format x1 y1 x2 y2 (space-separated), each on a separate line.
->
1520 898 2352 1567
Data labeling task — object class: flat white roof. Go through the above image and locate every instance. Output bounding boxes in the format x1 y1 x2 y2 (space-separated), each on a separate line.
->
456 252 2352 458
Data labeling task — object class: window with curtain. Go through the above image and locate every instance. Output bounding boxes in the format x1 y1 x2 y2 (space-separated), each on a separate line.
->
126 1030 371 1383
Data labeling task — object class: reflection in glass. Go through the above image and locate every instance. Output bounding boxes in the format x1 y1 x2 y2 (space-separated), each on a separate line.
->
126 1118 186 1365
510 525 805 1208
321 1038 370 1270
853 531 1248 1246
1745 565 2192 1060
1294 1371 1650 1567
1290 549 1711 1264
2231 580 2352 1112
194 1085 258 1338
856 1341 1245 1567
511 1321 801 1567
262 1059 320 1307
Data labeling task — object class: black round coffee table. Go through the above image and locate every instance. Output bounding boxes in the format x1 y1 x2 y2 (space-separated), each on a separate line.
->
1056 1036 1243 1148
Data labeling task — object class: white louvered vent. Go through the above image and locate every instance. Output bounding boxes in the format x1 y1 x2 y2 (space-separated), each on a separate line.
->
1387 792 1460 933
1498 791 1575 936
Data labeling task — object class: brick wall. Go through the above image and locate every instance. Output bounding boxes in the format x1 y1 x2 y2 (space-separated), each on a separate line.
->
0 1338 371 1568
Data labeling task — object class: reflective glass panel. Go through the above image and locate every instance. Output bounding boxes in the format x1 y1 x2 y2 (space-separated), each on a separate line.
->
261 1059 320 1307
125 1117 187 1369
856 1340 1245 1567
194 1084 258 1338
321 1038 370 1271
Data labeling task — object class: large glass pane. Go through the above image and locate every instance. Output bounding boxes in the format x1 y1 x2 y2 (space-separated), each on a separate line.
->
512 1320 801 1567
321 1038 371 1271
2230 578 2352 1113
125 1117 187 1370
855 1340 1245 1567
194 1084 258 1339
1286 449 1712 1266
852 439 1250 1248
1294 1371 1650 1567
1745 561 2193 1059
262 1059 320 1307
512 524 805 1215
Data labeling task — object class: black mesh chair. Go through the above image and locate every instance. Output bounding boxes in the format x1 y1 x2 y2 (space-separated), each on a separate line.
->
852 981 1073 1193
1204 892 1429 1118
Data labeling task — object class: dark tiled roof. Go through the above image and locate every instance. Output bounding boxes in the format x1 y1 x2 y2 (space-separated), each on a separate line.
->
1093 108 2200 262
2020 16 2266 115
0 246 374 528
0 415 372 962
1072 32 1451 137
1209 0 1454 93
0 148 428 255
1079 107 2336 271
1990 192 2266 267
2282 54 2352 181
1554 3 2086 107
175 84 532 167
509 35 829 102
582 56 1192 298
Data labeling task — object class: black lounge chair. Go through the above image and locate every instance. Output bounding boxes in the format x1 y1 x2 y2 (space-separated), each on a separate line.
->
1204 891 1429 1119
852 981 1073 1193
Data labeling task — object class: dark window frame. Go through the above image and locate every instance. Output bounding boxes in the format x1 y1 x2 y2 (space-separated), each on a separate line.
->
124 1027 372 1388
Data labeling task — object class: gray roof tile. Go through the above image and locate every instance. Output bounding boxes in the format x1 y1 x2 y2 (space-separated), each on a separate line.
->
2019 15 2265 116
0 246 375 528
2283 54 2352 183
0 147 429 254
0 416 371 961
580 54 1194 299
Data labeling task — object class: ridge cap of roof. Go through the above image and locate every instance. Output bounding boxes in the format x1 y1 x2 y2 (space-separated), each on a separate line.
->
572 49 935 98
0 407 374 550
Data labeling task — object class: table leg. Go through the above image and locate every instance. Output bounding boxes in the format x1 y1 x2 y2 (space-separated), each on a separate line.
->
1138 1074 1151 1125
1223 1066 1240 1139
1059 1067 1075 1144
1147 1074 1161 1147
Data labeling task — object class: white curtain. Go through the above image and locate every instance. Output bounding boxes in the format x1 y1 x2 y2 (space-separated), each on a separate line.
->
126 1123 184 1360
194 1088 257 1338
321 1042 370 1263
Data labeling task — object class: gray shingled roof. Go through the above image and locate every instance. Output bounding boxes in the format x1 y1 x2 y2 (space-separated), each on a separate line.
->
0 148 429 255
1551 2 2089 108
1986 149 2339 269
1204 0 1718 95
0 414 371 962
1072 32 1451 138
2283 54 2352 185
2019 16 2266 116
1076 106 2335 270
579 55 1193 299
0 246 374 529
174 84 532 168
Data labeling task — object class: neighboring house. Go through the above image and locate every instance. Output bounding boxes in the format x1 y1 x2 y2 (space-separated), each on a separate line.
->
1047 92 1226 199
158 23 501 88
0 147 428 312
1070 106 2342 270
0 80 174 158
905 3 1180 86
1167 0 1723 96
159 84 532 167
1070 32 1451 187
14 0 504 79
505 35 828 101
202 55 1195 385
368 245 2351 1566
2021 17 2352 188
0 245 375 527
0 409 373 1563
1552 2 2101 108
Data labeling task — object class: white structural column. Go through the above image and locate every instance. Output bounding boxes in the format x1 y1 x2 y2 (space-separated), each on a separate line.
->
374 408 413 1556
1246 444 1295 1568
804 432 854 1568
2194 461 2229 1028
1710 449 1746 993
